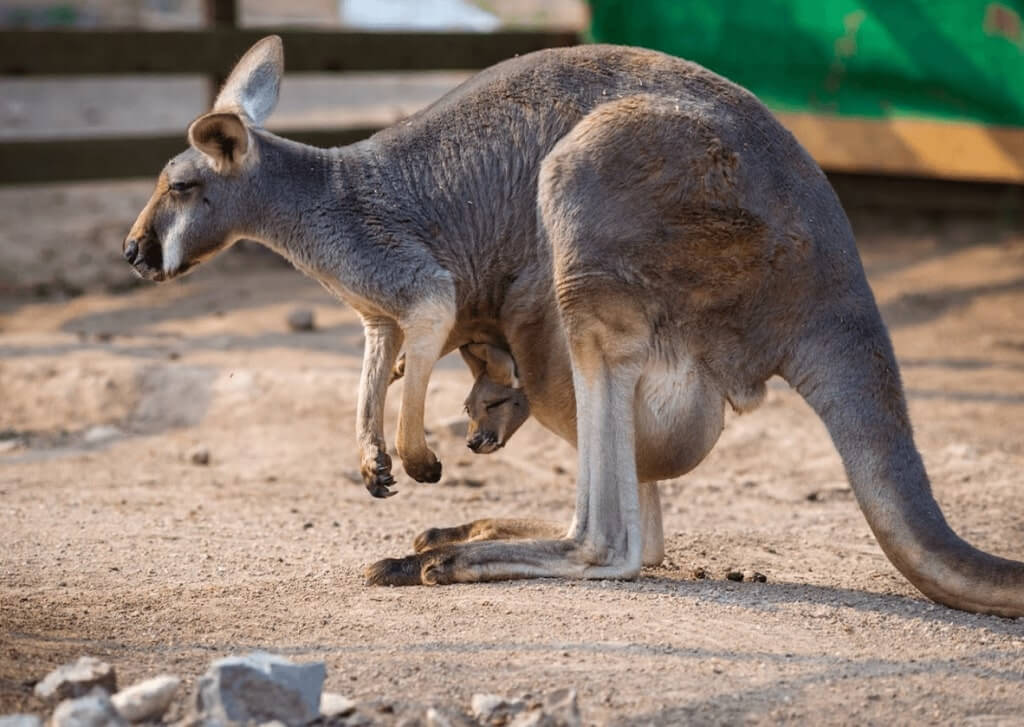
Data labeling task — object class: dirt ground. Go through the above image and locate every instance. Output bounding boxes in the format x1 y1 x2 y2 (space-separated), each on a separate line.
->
1 177 1023 724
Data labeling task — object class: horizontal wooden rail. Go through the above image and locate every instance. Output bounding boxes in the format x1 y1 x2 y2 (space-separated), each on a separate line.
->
0 29 579 75
0 128 378 184
3 127 1023 217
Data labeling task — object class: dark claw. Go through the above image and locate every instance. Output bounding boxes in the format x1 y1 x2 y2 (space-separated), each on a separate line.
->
367 479 397 498
362 450 396 497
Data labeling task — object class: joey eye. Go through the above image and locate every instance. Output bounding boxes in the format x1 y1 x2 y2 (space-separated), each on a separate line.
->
169 181 198 194
485 397 510 411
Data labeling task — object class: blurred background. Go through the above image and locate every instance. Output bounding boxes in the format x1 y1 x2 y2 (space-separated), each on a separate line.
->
1 0 1022 295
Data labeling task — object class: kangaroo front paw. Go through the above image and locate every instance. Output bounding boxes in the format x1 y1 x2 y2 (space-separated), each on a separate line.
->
402 451 442 483
360 449 397 498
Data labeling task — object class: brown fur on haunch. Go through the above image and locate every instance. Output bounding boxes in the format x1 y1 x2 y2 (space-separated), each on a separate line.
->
127 37 1024 616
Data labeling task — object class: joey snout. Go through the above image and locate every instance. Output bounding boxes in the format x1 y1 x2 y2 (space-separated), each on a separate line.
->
467 427 502 454
463 378 530 455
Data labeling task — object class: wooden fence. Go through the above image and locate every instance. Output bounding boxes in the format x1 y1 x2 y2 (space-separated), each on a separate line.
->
0 20 577 184
0 0 1022 214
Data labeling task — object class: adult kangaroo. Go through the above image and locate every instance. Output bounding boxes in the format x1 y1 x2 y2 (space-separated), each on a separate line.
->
124 36 1024 616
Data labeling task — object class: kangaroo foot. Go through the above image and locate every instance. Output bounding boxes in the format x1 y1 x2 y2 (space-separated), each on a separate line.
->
414 518 567 552
366 547 460 586
414 524 474 553
365 538 636 586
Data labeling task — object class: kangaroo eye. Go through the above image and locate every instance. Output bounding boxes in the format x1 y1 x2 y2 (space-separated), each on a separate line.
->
485 397 510 411
169 181 198 193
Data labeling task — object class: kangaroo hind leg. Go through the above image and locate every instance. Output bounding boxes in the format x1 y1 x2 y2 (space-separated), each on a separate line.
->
366 286 653 585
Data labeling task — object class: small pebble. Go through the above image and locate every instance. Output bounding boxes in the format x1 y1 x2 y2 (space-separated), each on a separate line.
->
188 446 210 466
286 308 316 332
725 571 744 582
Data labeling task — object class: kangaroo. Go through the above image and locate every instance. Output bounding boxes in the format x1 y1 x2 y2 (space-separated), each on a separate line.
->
124 36 1024 616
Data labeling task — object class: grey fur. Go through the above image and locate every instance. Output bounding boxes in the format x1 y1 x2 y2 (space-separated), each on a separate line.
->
125 36 1024 616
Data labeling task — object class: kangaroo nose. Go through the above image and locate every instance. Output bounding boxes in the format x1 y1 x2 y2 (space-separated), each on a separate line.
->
123 239 139 263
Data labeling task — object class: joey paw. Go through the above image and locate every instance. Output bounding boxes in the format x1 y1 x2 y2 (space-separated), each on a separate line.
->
361 450 397 498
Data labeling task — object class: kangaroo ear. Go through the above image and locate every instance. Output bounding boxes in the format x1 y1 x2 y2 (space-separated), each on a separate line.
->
188 112 249 172
464 344 520 389
213 35 283 126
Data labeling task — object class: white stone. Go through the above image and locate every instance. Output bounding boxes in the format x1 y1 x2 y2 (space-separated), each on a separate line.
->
34 657 116 702
319 692 355 718
51 692 126 727
83 426 122 445
110 675 179 723
471 694 526 725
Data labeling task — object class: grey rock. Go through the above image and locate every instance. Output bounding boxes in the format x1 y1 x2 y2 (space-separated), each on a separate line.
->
34 657 117 702
110 674 180 723
437 415 470 438
471 694 526 725
195 651 325 726
286 308 316 332
319 692 355 718
0 716 42 727
51 692 127 727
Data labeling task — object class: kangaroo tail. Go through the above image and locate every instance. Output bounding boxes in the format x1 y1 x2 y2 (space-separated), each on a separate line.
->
784 304 1024 617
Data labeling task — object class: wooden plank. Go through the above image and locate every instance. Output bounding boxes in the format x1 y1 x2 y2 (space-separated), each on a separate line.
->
0 128 378 185
776 111 1024 185
3 128 1023 221
0 29 579 76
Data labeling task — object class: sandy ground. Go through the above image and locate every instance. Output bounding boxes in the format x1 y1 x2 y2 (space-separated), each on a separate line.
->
1 181 1023 723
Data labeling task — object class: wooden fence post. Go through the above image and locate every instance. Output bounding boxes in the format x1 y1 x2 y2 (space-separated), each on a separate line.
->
204 0 238 105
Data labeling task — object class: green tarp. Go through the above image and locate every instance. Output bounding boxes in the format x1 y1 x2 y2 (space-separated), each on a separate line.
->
588 1 1024 127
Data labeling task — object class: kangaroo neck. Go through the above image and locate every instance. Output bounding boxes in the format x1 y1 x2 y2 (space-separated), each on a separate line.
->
244 132 338 266
243 134 411 316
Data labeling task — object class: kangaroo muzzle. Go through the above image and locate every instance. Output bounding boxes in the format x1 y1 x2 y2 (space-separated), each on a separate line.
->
123 233 165 281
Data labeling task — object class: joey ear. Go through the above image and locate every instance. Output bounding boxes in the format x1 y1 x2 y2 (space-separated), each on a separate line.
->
188 112 249 171
464 343 520 389
460 344 489 380
213 35 284 126
483 346 520 389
